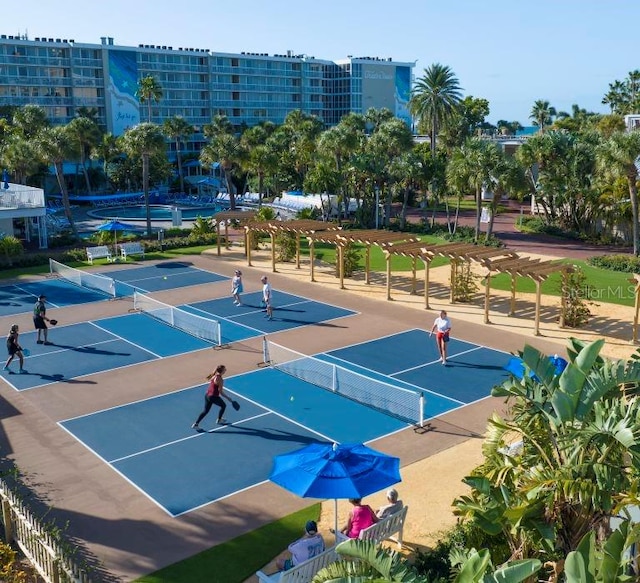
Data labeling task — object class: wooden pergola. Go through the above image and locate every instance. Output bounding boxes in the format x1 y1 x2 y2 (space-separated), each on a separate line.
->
383 242 517 307
212 210 257 256
244 219 341 272
306 230 420 290
383 243 572 335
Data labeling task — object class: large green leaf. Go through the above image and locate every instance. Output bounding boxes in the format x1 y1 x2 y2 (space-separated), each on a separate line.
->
453 549 491 583
485 559 542 583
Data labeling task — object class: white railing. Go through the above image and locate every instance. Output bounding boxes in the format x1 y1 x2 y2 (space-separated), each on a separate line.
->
0 477 93 582
0 183 45 209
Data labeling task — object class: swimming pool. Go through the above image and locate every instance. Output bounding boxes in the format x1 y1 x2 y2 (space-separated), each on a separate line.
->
88 204 223 221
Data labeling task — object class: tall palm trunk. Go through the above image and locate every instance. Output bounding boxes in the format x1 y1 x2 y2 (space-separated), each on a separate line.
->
54 161 78 239
176 139 185 194
143 153 152 236
474 186 482 242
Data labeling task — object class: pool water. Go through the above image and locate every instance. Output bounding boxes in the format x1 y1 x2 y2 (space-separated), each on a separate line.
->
88 204 223 221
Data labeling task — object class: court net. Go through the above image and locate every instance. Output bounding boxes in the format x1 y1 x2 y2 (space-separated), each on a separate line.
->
49 258 116 298
263 338 424 427
134 291 221 346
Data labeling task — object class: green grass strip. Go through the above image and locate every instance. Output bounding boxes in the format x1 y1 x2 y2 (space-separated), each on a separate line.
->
135 503 321 583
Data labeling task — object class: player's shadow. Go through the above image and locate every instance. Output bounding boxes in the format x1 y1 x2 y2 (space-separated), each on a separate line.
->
447 360 506 371
24 372 97 385
208 425 323 445
51 343 132 357
155 261 192 269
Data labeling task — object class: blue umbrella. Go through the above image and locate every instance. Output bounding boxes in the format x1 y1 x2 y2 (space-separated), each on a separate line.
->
269 442 401 537
504 354 569 381
2 169 9 190
96 219 137 254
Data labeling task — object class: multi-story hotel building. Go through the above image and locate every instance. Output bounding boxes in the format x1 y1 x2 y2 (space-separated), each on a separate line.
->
0 34 414 143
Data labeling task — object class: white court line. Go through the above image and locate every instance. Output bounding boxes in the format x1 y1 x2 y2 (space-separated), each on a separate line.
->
89 320 163 358
392 346 483 376
11 283 63 308
185 304 264 335
107 412 273 463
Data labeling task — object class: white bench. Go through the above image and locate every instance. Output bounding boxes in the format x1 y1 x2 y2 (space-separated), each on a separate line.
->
119 242 145 261
337 505 408 549
256 545 339 583
86 246 113 264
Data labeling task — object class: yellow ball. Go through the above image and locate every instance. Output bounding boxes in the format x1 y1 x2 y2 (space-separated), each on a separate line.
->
290 396 295 402
163 276 167 280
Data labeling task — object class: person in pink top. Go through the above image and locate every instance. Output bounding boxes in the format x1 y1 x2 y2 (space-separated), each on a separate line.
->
340 498 377 539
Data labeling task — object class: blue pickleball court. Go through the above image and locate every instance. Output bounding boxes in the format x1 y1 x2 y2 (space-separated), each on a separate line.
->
58 328 511 516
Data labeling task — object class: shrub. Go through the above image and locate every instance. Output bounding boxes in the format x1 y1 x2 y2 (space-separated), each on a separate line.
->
0 236 24 267
560 266 592 328
333 242 360 278
588 254 640 273
275 232 296 262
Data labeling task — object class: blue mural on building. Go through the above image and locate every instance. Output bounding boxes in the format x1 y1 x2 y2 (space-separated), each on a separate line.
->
395 66 412 126
107 50 140 135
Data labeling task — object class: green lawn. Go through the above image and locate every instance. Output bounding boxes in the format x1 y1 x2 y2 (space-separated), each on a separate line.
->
135 504 321 583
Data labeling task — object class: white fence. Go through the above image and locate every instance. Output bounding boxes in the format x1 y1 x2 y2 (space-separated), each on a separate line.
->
0 477 92 582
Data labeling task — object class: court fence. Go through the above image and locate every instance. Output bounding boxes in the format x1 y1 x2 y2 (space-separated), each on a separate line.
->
0 476 93 582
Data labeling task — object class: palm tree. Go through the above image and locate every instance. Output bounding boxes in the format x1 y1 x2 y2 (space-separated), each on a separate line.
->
597 131 640 255
35 126 78 239
409 63 463 157
136 75 163 122
162 116 194 194
12 104 50 139
202 115 242 209
529 99 557 133
119 123 166 236
239 123 278 207
91 133 121 191
2 135 42 185
66 116 101 194
447 137 502 241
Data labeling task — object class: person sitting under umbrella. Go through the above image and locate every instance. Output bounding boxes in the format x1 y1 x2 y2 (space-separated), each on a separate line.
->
275 520 324 571
376 488 403 519
340 498 377 539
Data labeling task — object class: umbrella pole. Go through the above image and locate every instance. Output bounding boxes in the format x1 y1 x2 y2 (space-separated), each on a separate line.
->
334 499 339 544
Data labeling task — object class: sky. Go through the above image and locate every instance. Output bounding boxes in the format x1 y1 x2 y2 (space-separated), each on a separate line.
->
10 0 640 125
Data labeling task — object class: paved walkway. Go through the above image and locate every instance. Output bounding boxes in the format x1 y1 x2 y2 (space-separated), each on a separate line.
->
406 205 630 260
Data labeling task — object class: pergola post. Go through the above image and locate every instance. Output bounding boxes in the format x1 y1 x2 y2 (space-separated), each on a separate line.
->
246 228 252 266
217 221 222 256
270 232 276 272
338 245 345 290
484 271 492 324
296 233 301 269
224 221 230 248
365 246 371 284
534 279 542 336
450 259 456 303
559 270 567 328
386 254 392 300
509 272 517 316
424 260 430 309
411 257 417 295
310 239 316 282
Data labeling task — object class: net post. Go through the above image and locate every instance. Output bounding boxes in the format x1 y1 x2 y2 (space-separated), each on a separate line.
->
332 363 337 392
48 258 54 275
262 336 270 365
419 393 425 428
216 321 222 347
